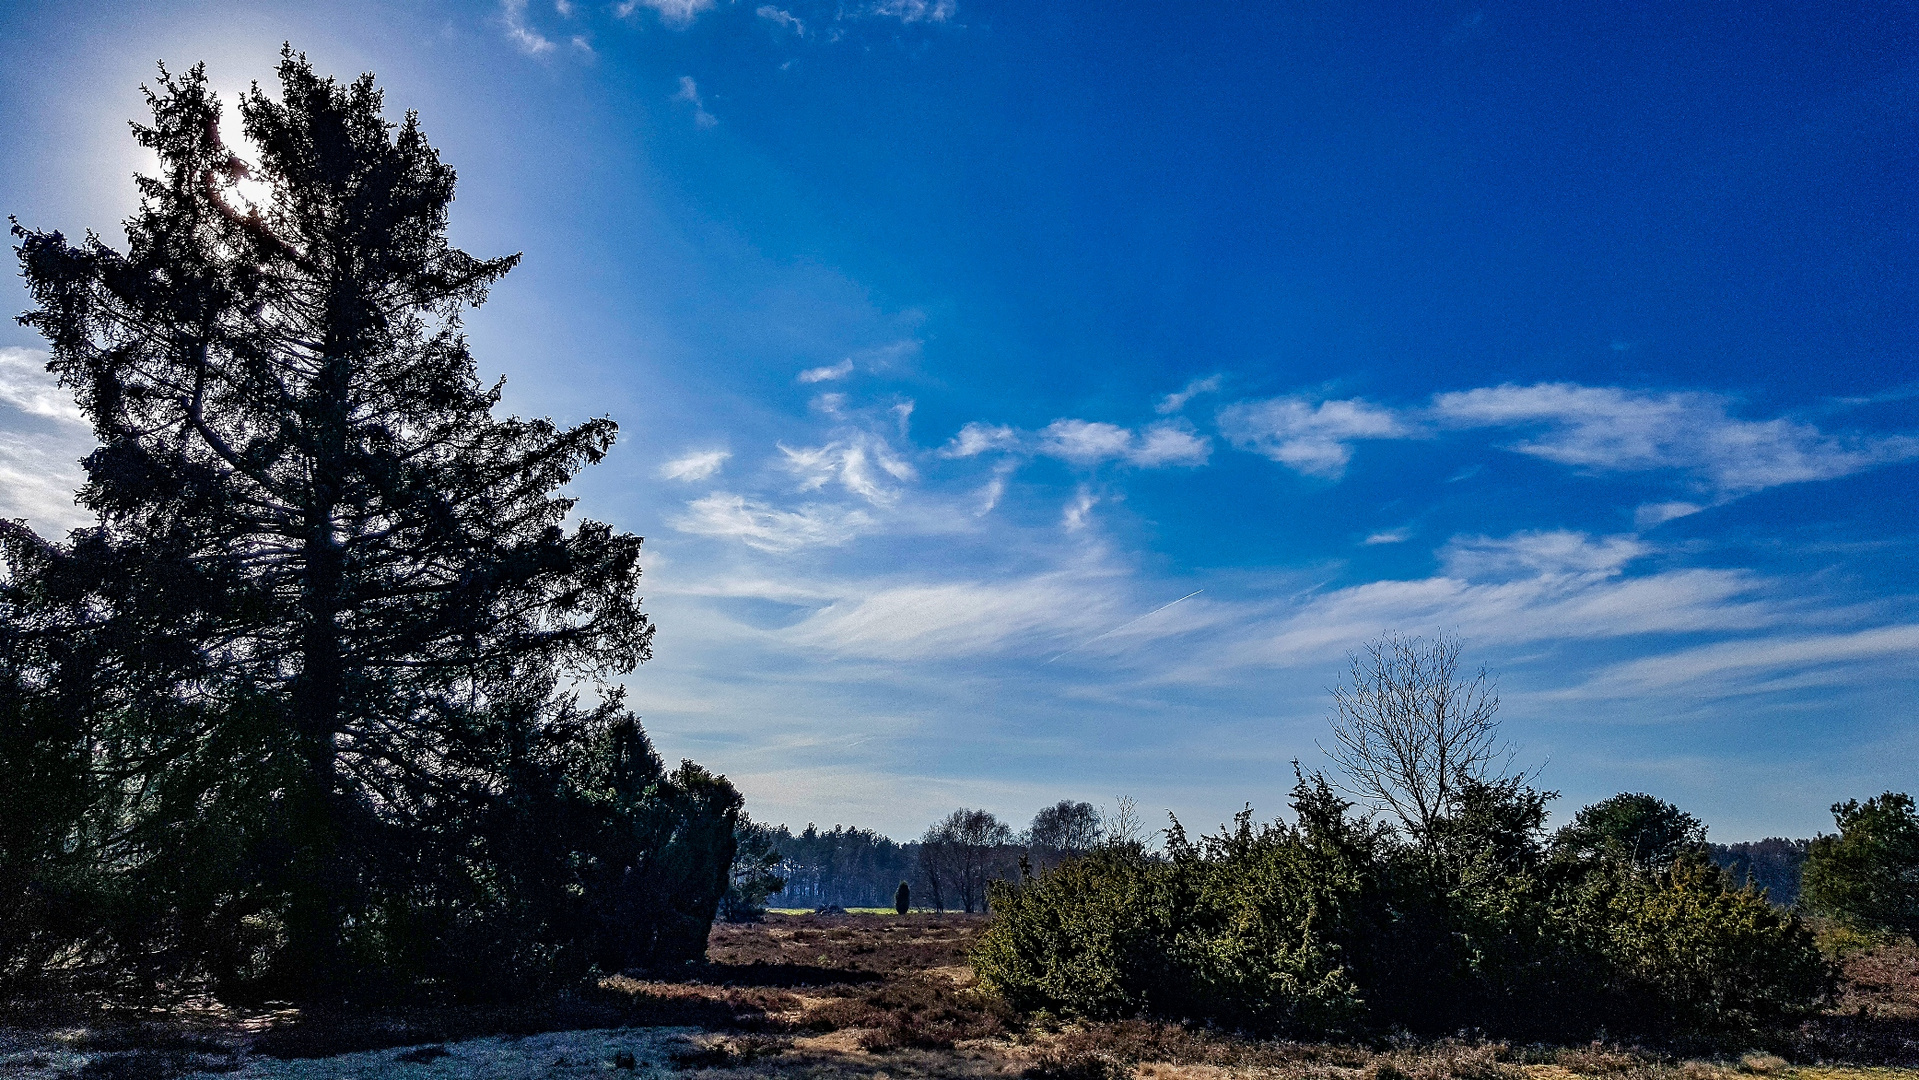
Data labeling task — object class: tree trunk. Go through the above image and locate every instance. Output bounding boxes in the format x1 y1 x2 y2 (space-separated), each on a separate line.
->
284 353 352 988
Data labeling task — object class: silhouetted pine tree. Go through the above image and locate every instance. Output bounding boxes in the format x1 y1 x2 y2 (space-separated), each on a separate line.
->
9 49 729 997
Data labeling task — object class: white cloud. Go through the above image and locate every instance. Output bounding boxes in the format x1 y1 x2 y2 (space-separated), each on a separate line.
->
1062 486 1098 531
0 348 93 534
672 76 718 128
1130 421 1211 466
0 432 89 534
1439 530 1648 581
1582 624 1919 697
791 574 1117 662
1200 564 1778 678
974 460 1017 516
501 0 557 54
1216 396 1408 479
873 0 955 23
778 437 916 505
1156 374 1222 415
660 448 730 481
798 358 854 383
1363 529 1411 545
671 493 872 552
757 5 804 34
1041 419 1131 464
1634 501 1704 529
1039 418 1210 467
1433 383 1919 494
0 348 84 426
942 422 1019 458
617 0 715 26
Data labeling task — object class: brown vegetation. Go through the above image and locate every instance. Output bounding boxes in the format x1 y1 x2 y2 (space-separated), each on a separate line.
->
2 914 1916 1079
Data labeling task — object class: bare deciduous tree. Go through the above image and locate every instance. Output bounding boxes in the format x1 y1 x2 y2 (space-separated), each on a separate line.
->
1107 795 1147 847
1321 632 1511 847
919 808 1015 913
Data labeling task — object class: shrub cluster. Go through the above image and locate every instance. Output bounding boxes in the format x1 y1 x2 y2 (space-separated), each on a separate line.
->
0 675 743 1002
975 775 1833 1041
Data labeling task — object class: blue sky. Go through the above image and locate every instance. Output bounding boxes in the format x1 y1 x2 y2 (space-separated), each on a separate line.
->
3 0 1915 842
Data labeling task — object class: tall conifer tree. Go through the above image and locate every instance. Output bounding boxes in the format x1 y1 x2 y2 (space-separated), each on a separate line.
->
12 50 667 989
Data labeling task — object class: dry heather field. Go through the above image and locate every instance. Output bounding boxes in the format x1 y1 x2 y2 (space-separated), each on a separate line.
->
3 914 1916 1080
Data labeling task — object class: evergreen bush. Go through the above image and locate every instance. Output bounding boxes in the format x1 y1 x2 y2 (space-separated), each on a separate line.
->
975 775 1833 1042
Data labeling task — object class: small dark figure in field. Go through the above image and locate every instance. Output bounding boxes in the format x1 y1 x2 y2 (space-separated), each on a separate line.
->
896 881 912 914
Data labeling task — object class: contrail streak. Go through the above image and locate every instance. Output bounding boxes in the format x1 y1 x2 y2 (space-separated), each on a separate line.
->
1045 589 1203 664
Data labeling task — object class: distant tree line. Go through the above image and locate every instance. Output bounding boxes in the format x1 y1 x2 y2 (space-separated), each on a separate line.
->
760 823 918 909
1709 838 1809 906
719 799 1108 917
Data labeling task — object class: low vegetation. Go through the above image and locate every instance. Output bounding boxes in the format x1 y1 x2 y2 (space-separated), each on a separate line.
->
977 776 1834 1042
1 913 1913 1078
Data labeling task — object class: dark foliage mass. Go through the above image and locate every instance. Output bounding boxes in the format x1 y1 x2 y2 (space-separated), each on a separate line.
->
1803 792 1919 940
0 51 738 1001
1710 838 1809 907
976 774 1836 1042
1551 792 1706 871
719 815 788 922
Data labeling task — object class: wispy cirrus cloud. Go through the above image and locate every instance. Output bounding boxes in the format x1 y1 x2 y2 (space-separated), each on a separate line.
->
1061 486 1099 531
872 0 955 23
1431 383 1919 494
1156 374 1222 415
757 5 804 34
670 492 873 552
616 0 716 26
1213 381 1917 496
0 348 92 533
660 448 731 481
939 417 1208 468
501 0 557 54
942 422 1018 458
790 572 1118 661
1216 396 1407 478
1039 418 1210 467
779 436 917 505
0 348 84 425
798 358 853 383
1439 529 1648 581
672 76 718 128
1574 624 1919 699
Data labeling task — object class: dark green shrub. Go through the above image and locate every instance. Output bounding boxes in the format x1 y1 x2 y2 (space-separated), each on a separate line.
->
975 776 1372 1034
895 881 911 914
974 843 1175 1019
976 776 1832 1042
1563 857 1834 1035
1801 791 1919 940
1552 793 1707 872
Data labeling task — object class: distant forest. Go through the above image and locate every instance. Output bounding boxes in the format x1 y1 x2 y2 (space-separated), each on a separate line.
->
746 815 1816 912
1710 837 1810 905
758 824 919 908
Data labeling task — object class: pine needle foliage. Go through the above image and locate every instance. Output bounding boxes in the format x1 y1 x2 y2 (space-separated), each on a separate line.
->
4 49 736 1000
